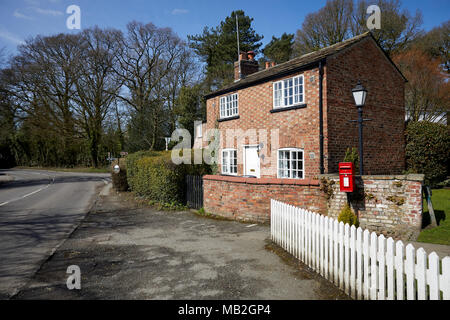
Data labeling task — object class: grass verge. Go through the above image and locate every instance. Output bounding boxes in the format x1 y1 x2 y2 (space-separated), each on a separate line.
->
417 188 450 245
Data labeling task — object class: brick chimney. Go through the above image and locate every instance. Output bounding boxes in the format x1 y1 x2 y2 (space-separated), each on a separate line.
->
234 51 259 81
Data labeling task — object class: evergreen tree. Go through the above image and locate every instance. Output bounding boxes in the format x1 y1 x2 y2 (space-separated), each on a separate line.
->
188 10 263 90
174 85 205 145
262 33 295 64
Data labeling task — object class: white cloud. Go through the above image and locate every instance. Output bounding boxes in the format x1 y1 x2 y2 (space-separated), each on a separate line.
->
0 29 25 45
34 7 63 16
13 9 33 20
171 8 189 15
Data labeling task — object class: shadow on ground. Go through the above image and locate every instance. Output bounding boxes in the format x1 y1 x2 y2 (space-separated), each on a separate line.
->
13 190 349 300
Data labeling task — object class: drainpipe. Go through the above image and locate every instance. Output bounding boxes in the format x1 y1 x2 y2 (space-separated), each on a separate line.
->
319 60 325 174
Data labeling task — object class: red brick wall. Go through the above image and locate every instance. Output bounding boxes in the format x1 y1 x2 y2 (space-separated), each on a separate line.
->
326 37 406 174
205 37 405 178
203 175 327 223
206 67 323 179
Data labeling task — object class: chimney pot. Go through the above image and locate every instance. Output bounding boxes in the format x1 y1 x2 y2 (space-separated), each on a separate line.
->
271 61 276 67
265 61 270 69
247 51 255 61
239 52 248 61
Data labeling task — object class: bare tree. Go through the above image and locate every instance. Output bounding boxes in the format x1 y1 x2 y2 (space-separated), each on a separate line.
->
72 27 123 167
10 34 83 165
114 21 189 150
294 0 423 56
0 47 7 69
294 0 354 55
394 48 449 123
353 0 423 55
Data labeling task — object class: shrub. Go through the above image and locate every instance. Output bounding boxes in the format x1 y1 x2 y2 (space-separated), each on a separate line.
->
337 204 359 227
125 150 160 191
111 158 129 191
406 121 450 186
126 149 212 206
343 147 359 173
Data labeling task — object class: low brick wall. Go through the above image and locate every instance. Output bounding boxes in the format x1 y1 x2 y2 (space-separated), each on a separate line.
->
203 175 326 223
320 174 424 240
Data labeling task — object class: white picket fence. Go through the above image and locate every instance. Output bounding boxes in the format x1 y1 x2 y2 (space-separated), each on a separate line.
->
270 199 450 300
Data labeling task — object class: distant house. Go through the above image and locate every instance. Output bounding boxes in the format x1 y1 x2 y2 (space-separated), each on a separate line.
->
203 32 407 179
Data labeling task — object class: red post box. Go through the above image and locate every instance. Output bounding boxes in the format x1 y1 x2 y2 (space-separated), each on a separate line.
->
339 162 355 193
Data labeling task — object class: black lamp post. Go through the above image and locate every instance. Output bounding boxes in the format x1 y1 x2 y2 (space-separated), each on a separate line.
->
352 81 368 176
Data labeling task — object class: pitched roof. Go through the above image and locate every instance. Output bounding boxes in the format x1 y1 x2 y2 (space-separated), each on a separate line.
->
205 32 406 99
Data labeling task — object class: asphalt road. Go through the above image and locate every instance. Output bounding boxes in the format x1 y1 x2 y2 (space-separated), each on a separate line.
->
0 169 109 299
13 187 349 300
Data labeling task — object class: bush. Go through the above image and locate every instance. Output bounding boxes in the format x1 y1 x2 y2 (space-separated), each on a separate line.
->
125 150 160 191
406 121 450 186
126 149 212 206
337 204 359 227
343 147 359 173
111 158 129 191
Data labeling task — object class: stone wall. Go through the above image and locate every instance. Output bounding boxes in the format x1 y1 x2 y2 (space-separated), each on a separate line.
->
320 174 424 240
203 175 326 223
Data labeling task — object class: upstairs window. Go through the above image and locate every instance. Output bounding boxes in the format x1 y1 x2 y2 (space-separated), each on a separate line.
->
278 148 304 179
273 75 304 109
220 93 238 119
222 149 237 175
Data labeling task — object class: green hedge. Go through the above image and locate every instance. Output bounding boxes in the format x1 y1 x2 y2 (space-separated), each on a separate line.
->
406 121 450 186
126 150 212 205
126 150 160 192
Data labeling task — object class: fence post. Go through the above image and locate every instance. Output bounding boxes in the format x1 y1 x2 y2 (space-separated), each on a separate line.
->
386 237 395 300
356 227 363 300
350 225 356 299
370 232 378 300
339 222 344 290
395 241 405 300
363 229 370 299
416 248 427 300
378 234 386 300
324 216 329 280
405 244 416 300
441 257 450 300
344 223 350 295
333 219 339 286
319 215 325 276
427 252 439 300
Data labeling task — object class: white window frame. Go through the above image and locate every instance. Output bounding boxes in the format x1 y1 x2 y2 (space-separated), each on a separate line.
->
273 75 304 109
196 123 202 138
277 148 304 179
221 149 237 176
220 93 239 119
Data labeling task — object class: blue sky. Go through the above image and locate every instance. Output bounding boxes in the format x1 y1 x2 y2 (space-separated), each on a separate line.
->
1 0 449 56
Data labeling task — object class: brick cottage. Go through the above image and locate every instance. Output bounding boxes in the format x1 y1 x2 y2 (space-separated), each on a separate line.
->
199 32 423 238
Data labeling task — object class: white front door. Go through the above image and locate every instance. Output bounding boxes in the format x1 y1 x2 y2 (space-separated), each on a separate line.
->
244 146 260 178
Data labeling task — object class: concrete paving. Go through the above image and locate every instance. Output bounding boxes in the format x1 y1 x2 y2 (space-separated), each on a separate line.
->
13 187 349 300
408 241 450 259
0 169 110 299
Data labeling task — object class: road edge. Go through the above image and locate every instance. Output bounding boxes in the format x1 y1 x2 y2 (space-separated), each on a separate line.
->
8 182 112 300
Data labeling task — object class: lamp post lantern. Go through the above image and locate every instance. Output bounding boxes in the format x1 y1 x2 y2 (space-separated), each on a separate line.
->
352 81 368 176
